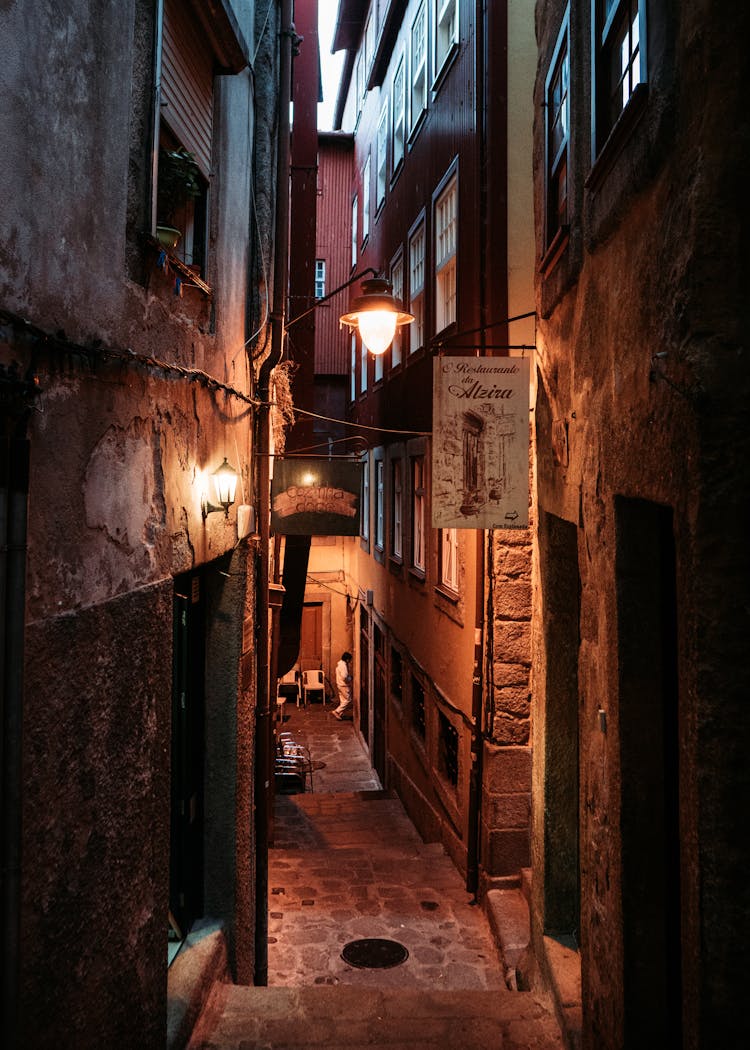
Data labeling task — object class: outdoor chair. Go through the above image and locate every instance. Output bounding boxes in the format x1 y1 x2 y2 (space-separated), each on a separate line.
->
301 668 326 706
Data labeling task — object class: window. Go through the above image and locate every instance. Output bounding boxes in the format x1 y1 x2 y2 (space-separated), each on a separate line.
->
364 14 375 76
391 647 403 703
438 711 459 787
390 254 404 367
315 259 326 298
435 174 457 332
375 459 384 550
392 55 406 171
440 528 459 592
408 221 425 353
351 194 358 267
376 101 388 209
391 458 403 558
412 456 426 573
350 333 357 402
362 155 371 244
360 335 368 393
545 16 569 249
355 51 364 113
410 3 427 133
594 0 646 154
374 346 384 383
156 0 213 273
435 0 458 76
411 674 426 739
361 457 370 542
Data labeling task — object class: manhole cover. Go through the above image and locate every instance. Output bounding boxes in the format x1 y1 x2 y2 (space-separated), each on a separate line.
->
341 938 409 969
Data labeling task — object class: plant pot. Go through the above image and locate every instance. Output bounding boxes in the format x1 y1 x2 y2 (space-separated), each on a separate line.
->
155 225 181 250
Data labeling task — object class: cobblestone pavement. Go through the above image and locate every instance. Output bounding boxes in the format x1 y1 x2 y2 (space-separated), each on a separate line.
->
188 703 563 1048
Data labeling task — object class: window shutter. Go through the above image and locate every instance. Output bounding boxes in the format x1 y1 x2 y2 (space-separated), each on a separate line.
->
161 0 214 178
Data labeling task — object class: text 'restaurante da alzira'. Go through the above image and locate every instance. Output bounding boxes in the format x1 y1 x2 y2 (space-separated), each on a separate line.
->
446 360 521 400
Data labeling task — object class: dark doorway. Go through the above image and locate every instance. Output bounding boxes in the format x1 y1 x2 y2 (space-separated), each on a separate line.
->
540 511 580 941
373 623 387 784
170 571 205 937
359 605 370 743
616 498 682 1045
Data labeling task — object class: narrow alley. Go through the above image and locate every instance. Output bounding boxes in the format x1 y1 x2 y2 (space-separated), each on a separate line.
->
186 704 563 1048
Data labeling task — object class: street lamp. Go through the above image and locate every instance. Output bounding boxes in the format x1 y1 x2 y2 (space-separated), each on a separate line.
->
339 277 414 356
202 456 239 519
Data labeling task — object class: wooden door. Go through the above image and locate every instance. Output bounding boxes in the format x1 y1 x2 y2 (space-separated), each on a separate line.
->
299 603 322 670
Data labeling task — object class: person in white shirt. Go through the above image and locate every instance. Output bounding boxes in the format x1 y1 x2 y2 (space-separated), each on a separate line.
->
332 651 353 719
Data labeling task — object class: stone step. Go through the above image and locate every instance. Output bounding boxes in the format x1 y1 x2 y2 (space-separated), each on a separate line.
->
188 984 564 1049
485 888 530 988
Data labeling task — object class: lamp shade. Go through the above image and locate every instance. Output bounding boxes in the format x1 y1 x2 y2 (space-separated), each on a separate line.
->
212 457 238 508
339 278 414 355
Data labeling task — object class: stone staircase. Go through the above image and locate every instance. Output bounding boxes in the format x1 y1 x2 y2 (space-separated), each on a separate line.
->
187 983 564 1049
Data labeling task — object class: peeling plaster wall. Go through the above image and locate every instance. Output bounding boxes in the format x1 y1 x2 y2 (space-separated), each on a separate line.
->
0 1 271 1046
531 2 750 1046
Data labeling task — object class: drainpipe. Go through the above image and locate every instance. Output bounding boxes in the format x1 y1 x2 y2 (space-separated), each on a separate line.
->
466 0 489 897
254 0 293 987
1 434 30 1047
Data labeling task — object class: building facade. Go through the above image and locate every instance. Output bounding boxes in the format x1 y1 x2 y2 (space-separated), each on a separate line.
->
531 0 750 1045
0 2 281 1046
322 0 537 886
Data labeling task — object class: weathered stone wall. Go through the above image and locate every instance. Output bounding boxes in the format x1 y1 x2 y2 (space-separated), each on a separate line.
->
22 582 173 1048
0 1 271 1045
481 526 533 881
531 2 750 1046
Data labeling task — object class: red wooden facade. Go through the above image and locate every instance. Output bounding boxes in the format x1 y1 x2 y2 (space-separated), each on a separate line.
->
336 0 510 437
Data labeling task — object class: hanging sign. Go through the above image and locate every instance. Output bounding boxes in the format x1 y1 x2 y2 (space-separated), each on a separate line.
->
432 356 530 529
271 458 361 535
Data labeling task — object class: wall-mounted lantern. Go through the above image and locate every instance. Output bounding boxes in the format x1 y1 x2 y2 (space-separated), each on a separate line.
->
202 457 239 520
339 277 414 356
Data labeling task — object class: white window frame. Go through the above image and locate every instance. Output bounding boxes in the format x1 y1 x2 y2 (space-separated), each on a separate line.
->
408 219 425 353
392 53 406 172
360 333 368 393
392 458 403 559
375 459 385 551
355 51 364 114
314 258 326 299
434 172 457 332
361 456 370 542
374 344 384 382
434 0 459 78
545 13 570 251
410 2 427 134
440 528 459 592
412 455 426 573
390 252 404 368
592 0 647 157
350 333 357 402
351 194 358 268
376 100 388 210
362 155 371 244
364 13 375 76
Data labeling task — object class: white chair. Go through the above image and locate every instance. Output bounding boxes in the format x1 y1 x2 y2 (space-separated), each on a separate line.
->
301 668 325 706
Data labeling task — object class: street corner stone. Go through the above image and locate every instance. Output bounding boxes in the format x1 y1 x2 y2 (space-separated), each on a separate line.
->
493 620 531 664
492 713 531 746
493 662 530 687
495 683 531 717
493 579 532 621
483 792 531 829
493 544 532 579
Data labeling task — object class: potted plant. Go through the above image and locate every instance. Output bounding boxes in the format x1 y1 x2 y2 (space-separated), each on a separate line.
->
155 146 202 249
